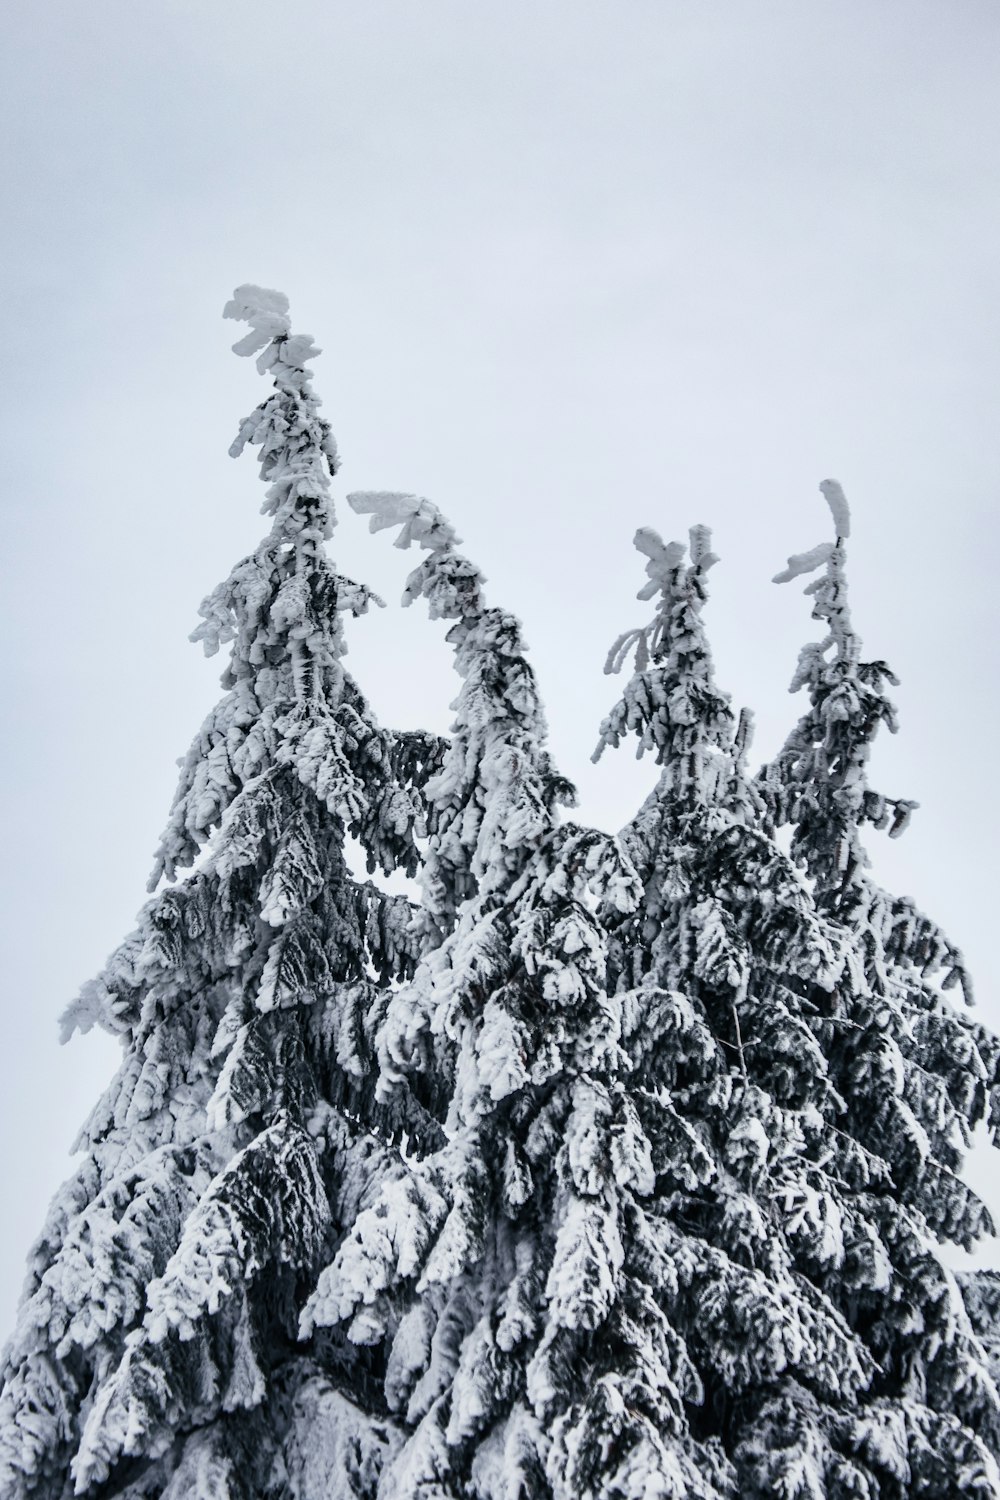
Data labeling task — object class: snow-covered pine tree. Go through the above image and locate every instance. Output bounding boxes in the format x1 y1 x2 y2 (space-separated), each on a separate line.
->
585 502 1000 1498
751 481 1000 1495
300 493 730 1498
300 495 1000 1500
589 524 865 1497
0 287 435 1499
4 281 998 1500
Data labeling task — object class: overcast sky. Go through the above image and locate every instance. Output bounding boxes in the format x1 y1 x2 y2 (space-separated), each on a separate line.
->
2 2 999 1326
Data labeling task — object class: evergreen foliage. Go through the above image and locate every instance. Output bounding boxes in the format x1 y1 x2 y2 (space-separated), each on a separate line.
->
1 292 998 1500
0 288 431 1499
589 503 1000 1496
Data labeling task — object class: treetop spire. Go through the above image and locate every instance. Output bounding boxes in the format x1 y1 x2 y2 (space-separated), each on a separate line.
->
223 282 324 382
348 489 571 933
593 523 733 803
220 284 341 552
762 478 923 922
146 290 400 890
772 480 859 690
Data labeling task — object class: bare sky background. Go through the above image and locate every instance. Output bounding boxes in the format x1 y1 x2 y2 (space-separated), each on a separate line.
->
2 2 999 1327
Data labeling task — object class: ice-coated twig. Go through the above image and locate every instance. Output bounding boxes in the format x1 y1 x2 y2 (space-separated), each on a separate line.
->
223 283 323 377
773 478 852 587
602 525 716 683
348 491 461 563
820 477 851 539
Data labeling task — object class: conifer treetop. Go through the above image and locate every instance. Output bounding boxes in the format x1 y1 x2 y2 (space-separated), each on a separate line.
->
220 283 340 545
763 481 920 894
224 283 326 390
773 479 856 674
593 523 737 816
146 288 400 890
349 490 572 924
763 479 974 1008
600 523 719 682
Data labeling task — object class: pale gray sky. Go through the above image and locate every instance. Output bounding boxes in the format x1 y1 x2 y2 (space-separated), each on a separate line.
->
3 2 999 1325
